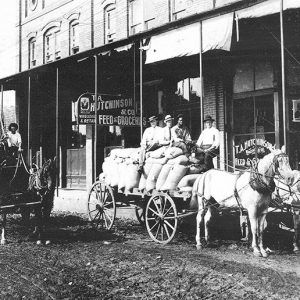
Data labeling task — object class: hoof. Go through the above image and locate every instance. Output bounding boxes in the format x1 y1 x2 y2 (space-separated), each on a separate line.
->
196 244 203 250
261 251 269 258
1 239 7 245
293 244 300 253
45 240 51 246
36 240 43 245
253 249 262 257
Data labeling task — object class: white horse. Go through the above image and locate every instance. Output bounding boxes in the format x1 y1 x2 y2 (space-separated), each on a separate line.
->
273 169 300 253
191 150 293 258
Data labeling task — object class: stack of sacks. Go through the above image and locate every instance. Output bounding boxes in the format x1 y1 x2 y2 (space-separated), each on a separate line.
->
145 157 169 192
159 154 189 191
124 157 141 192
138 159 153 191
177 174 200 192
102 157 123 187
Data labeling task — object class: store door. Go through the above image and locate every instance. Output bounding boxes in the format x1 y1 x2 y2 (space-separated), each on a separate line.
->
232 93 279 170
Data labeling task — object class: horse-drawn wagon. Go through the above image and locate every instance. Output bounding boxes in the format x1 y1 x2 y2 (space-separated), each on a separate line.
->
0 144 56 245
87 146 299 257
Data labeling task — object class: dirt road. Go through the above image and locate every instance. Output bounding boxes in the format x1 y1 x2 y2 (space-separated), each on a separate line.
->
0 213 299 299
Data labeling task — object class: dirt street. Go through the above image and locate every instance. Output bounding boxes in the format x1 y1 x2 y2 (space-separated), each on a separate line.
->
0 213 299 299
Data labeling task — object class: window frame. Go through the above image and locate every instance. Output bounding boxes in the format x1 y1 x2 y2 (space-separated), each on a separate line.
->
28 37 36 68
44 27 61 63
104 4 116 44
69 20 79 55
171 0 186 21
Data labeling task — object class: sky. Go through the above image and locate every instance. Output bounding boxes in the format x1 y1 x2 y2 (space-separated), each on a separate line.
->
0 1 17 79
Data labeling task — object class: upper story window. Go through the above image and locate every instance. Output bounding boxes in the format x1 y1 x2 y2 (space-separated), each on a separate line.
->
28 38 36 68
70 21 79 54
171 0 186 21
129 0 143 34
144 1 155 30
104 4 116 43
44 27 60 63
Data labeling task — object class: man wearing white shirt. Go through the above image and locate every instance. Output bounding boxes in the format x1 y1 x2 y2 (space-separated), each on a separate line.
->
6 122 22 162
138 116 162 172
196 115 220 171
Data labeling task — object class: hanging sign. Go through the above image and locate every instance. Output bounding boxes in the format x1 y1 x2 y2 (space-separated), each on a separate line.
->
234 138 275 167
77 93 146 126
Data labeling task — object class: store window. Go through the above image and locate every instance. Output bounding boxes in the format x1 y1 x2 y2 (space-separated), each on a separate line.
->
28 38 36 68
129 0 143 34
232 60 277 169
70 20 79 54
44 27 60 63
104 4 116 43
171 0 186 21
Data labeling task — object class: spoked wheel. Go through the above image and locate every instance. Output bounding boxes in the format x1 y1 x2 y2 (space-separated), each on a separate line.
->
145 193 178 244
87 180 116 230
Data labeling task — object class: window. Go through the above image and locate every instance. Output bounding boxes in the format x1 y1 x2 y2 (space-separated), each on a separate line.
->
28 38 36 68
176 77 201 103
144 1 155 30
129 0 143 34
172 0 186 21
104 5 116 43
70 21 79 54
44 27 60 63
25 0 28 17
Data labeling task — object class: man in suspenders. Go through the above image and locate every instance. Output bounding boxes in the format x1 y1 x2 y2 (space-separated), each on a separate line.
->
196 115 220 171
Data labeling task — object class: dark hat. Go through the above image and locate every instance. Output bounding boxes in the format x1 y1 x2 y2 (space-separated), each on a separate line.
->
164 114 173 123
148 115 158 122
176 113 184 120
203 115 214 123
8 122 18 131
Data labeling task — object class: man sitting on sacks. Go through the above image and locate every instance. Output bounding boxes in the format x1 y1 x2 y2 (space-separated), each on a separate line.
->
171 114 192 153
160 114 174 146
195 115 220 172
138 115 163 174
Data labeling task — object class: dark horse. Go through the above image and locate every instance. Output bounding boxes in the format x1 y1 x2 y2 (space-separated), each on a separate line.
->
0 153 56 245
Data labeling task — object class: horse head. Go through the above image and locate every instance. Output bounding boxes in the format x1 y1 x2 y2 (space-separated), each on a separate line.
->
40 157 56 192
271 150 293 185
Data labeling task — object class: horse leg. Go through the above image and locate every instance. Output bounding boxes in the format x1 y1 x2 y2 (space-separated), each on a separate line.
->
258 211 269 258
204 207 212 244
196 207 205 250
1 213 7 245
34 207 43 245
293 212 300 253
248 210 261 257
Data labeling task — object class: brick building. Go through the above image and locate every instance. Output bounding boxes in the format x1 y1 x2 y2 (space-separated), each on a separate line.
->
1 0 300 195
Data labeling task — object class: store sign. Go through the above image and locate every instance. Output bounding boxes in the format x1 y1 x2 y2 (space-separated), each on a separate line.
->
77 93 146 126
234 138 275 167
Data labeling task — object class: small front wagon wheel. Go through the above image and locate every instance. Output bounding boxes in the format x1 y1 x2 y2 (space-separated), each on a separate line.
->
145 193 178 244
87 181 116 230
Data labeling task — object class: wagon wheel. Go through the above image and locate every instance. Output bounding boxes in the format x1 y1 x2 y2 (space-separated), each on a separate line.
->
87 180 116 230
145 193 178 244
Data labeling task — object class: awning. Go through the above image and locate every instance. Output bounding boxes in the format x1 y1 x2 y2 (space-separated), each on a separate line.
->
236 0 300 19
145 13 234 64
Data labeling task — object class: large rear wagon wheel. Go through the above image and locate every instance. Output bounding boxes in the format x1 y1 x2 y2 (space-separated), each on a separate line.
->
87 181 116 230
145 193 178 244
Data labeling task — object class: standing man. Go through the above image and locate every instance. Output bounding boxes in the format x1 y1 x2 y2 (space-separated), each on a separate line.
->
6 122 22 159
160 115 174 146
196 115 220 171
171 114 191 152
138 116 162 173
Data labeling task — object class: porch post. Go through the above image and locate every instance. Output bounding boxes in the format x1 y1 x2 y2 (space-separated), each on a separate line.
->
280 0 288 153
94 55 98 182
56 67 59 194
27 75 31 164
199 21 204 131
0 84 4 135
139 40 143 141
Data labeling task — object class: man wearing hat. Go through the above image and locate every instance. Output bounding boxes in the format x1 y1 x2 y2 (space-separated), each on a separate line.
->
160 115 174 146
6 122 22 160
196 115 220 171
138 116 162 172
171 114 191 153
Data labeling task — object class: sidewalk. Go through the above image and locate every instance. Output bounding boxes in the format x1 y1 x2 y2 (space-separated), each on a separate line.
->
53 188 136 219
